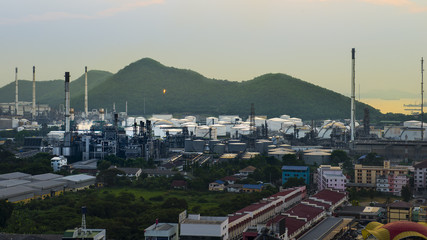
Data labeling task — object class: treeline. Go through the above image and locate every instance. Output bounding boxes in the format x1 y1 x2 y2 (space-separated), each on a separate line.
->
0 148 52 175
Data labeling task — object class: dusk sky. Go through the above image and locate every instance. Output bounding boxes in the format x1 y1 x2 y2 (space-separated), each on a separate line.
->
1 0 426 103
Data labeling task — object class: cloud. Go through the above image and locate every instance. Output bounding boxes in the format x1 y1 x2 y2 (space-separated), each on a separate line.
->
0 0 164 25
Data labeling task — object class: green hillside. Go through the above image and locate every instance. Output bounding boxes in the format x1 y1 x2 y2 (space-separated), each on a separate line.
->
0 70 113 108
0 59 381 120
85 58 380 120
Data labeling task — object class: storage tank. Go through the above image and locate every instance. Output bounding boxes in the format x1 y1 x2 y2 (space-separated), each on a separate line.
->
303 151 331 165
135 117 146 124
192 139 206 152
228 142 247 153
206 117 218 126
268 150 295 159
182 123 197 136
255 140 273 154
185 116 197 123
126 117 135 126
185 139 193 152
211 124 226 137
209 140 221 150
404 120 422 127
267 118 287 132
213 143 226 155
280 115 290 120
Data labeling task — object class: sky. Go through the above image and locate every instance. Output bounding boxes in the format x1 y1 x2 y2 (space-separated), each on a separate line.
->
1 0 426 106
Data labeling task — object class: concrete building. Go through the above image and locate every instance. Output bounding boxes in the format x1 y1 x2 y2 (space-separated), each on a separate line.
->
317 165 347 191
281 166 310 185
145 223 179 240
414 160 427 192
59 174 96 191
0 185 35 203
376 174 409 196
180 214 229 240
387 201 413 223
209 180 225 191
51 156 67 172
24 180 66 199
354 160 410 185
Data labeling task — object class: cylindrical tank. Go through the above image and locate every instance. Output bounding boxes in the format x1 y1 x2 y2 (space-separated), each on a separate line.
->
303 151 331 165
185 116 196 123
228 142 247 153
206 117 218 126
211 124 226 136
185 139 193 152
209 140 221 150
213 143 226 155
192 139 206 152
53 147 61 156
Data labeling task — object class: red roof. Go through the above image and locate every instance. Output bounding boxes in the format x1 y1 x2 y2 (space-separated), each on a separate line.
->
303 199 331 209
271 188 299 198
237 201 270 213
388 201 412 209
312 189 346 205
284 217 306 236
266 215 286 227
229 213 249 223
284 203 324 221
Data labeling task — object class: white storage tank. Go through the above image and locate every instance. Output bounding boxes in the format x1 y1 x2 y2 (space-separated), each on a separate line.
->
206 117 219 126
280 115 290 120
126 117 135 127
211 124 226 137
185 116 197 123
404 120 422 127
135 117 146 125
267 118 287 132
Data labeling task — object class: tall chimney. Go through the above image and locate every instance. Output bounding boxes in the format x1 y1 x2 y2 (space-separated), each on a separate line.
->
84 66 88 118
65 72 70 133
32 66 36 120
351 48 356 141
15 67 18 115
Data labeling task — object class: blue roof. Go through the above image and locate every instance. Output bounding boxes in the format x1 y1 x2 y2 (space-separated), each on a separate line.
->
281 165 308 171
215 180 225 184
243 184 263 189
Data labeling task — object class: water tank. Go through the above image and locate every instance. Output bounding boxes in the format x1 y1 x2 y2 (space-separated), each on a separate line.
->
206 117 218 126
303 151 331 165
209 140 221 150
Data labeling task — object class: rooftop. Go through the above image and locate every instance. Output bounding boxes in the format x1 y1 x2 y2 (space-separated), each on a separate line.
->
0 179 31 188
281 166 308 171
298 217 345 240
284 203 324 221
312 189 347 205
59 174 96 182
388 201 413 209
415 160 427 169
240 166 256 172
145 223 177 232
26 173 63 181
24 180 66 190
0 185 35 199
0 172 31 180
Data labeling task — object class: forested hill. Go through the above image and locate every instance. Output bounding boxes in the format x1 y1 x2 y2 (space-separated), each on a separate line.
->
0 59 381 120
85 58 381 120
0 70 113 108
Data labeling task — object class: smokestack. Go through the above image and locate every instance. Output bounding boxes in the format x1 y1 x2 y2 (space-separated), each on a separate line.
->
32 66 36 120
65 72 70 133
351 48 356 141
15 67 18 115
84 66 88 118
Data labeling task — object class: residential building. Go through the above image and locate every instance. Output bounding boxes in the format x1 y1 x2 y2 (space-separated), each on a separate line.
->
180 214 228 240
387 201 413 223
242 184 263 193
239 166 256 177
414 160 427 191
145 223 179 240
281 166 310 185
376 174 409 196
354 160 410 185
51 156 67 172
142 169 178 178
209 180 225 191
317 165 346 191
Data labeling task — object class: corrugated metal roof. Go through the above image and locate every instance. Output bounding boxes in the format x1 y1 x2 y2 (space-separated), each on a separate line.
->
59 174 95 182
298 217 344 240
0 172 31 180
0 185 34 199
24 180 66 190
281 166 308 171
0 179 31 188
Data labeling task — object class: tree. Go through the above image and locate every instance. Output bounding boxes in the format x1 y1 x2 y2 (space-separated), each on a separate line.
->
402 185 412 202
282 177 306 188
282 154 304 166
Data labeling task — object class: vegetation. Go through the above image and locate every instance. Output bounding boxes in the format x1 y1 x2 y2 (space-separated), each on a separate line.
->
0 147 52 174
0 186 277 239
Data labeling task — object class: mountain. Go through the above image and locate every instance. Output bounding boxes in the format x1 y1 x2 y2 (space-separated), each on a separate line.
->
0 70 113 108
80 58 381 120
0 58 381 120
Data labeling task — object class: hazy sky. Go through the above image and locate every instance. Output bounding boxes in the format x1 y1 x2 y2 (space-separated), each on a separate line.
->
1 0 426 99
